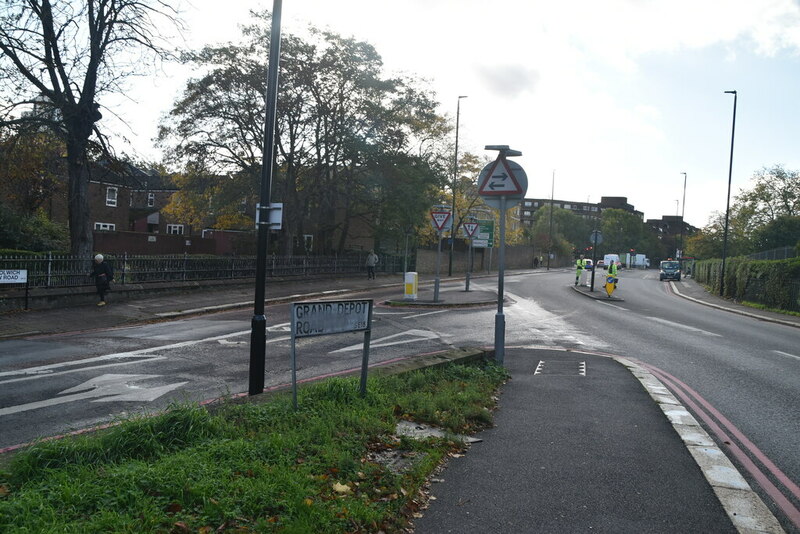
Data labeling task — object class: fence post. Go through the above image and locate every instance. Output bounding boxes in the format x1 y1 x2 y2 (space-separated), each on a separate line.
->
46 251 52 288
122 252 127 285
183 252 188 281
230 257 235 279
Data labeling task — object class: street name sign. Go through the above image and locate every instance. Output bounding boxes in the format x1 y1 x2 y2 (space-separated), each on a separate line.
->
290 299 374 407
0 269 27 283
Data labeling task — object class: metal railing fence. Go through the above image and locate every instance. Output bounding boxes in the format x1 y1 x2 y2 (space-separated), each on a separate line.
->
0 252 407 290
747 246 798 261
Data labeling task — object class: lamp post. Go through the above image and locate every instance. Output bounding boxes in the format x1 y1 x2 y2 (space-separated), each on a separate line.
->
448 95 468 277
546 170 555 270
679 172 687 258
720 90 737 297
249 0 283 396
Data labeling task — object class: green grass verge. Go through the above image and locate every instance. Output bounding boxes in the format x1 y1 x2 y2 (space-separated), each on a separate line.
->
0 361 507 533
740 300 800 317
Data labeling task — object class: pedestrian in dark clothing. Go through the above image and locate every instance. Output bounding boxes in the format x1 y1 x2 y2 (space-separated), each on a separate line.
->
90 254 113 306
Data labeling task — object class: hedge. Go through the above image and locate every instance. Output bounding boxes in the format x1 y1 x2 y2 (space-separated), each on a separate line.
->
694 257 800 311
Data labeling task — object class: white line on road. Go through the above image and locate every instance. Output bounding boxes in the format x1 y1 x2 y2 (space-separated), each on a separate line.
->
597 301 628 311
403 310 448 319
645 317 721 336
330 329 440 353
773 350 800 361
0 329 253 383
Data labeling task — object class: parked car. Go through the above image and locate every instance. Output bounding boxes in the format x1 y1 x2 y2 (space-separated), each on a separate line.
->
659 260 681 281
596 260 605 269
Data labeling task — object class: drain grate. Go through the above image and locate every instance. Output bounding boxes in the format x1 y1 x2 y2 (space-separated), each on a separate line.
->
534 360 586 376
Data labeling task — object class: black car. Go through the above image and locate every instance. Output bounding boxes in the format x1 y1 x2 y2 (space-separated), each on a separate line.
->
659 260 681 281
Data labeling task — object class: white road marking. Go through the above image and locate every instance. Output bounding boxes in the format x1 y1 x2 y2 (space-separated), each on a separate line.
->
330 329 440 353
403 310 448 319
645 317 721 336
0 329 253 383
597 301 628 311
773 350 800 361
0 374 188 416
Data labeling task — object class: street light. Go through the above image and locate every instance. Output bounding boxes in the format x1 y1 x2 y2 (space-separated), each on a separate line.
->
679 172 687 258
448 95 468 277
720 90 737 297
249 0 283 396
546 170 555 270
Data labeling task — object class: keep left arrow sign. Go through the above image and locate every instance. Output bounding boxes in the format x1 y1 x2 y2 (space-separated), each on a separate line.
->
0 374 187 416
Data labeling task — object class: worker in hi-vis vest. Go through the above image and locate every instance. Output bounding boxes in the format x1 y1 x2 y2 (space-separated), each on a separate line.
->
575 254 586 286
608 260 619 288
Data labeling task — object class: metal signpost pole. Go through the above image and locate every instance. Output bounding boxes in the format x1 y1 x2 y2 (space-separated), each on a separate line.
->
434 229 442 303
477 146 526 366
589 230 600 292
249 0 283 396
495 194 507 364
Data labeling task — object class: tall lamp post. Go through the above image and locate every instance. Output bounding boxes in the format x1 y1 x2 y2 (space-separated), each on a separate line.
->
249 0 283 396
720 90 737 297
679 172 687 258
546 170 555 270
448 95 468 277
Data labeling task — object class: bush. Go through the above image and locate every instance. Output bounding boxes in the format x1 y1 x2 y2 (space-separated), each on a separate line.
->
695 256 800 310
0 204 68 252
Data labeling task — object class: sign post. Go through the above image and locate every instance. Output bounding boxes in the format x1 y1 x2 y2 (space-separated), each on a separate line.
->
589 229 602 292
478 146 528 365
463 218 479 292
430 207 452 303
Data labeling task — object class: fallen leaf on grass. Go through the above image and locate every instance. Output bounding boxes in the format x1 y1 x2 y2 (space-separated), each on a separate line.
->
0 484 10 498
332 482 352 494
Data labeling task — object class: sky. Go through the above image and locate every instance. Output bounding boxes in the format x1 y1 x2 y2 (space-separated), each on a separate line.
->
105 0 800 229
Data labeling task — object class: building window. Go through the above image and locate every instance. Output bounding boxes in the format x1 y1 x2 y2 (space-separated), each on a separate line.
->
106 187 118 207
563 204 571 209
147 192 155 207
523 211 531 217
167 224 184 235
533 201 539 207
524 201 532 207
591 206 599 212
94 222 116 231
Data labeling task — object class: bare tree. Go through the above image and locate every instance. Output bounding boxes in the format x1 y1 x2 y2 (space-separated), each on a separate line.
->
0 0 180 257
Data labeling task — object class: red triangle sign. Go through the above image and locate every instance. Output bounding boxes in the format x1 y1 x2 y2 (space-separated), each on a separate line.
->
478 159 524 196
463 222 479 237
430 211 451 231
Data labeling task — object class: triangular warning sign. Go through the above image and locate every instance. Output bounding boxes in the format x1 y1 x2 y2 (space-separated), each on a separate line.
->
478 159 523 196
463 222 479 237
430 211 451 231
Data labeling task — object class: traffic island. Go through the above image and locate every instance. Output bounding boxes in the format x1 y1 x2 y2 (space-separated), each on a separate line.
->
571 283 625 301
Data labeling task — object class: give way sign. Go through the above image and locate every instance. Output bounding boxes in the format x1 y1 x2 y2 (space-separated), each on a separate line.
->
430 211 452 232
463 222 479 237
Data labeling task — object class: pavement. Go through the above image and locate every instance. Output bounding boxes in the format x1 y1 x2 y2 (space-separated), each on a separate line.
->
1 270 796 532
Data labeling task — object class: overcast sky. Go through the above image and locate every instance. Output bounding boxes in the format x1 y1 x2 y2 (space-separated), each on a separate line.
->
107 0 800 228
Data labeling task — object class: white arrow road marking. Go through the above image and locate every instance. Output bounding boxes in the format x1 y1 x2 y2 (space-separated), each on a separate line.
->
773 350 800 361
330 329 440 353
646 317 721 336
0 374 187 416
0 329 253 384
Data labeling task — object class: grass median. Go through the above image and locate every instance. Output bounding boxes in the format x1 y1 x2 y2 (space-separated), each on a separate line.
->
0 360 507 533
